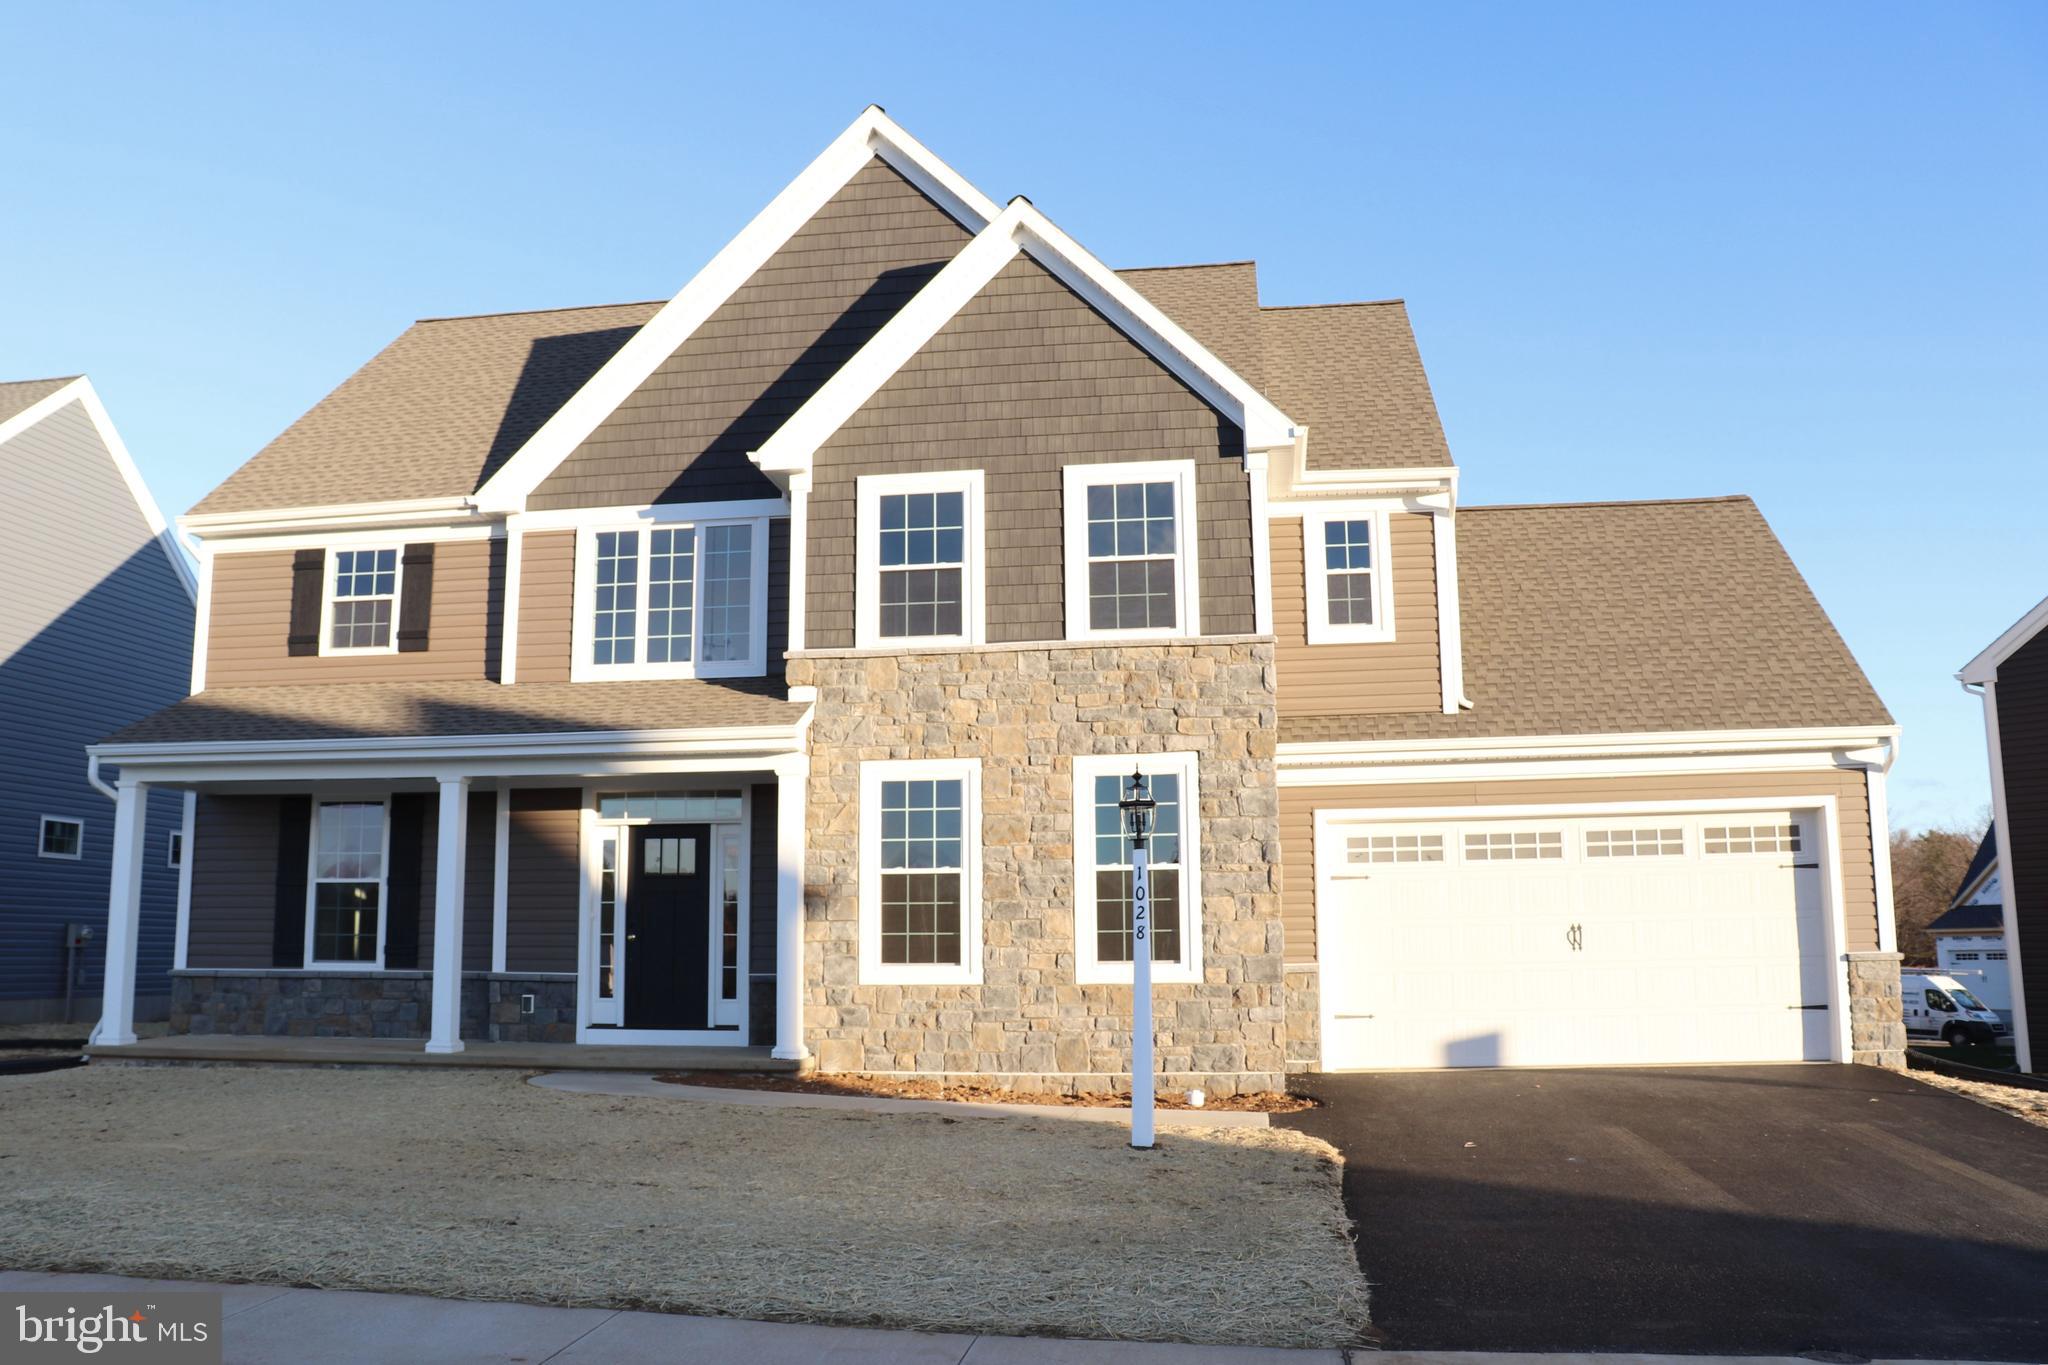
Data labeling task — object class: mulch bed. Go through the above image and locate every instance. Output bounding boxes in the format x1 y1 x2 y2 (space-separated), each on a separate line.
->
655 1069 1316 1113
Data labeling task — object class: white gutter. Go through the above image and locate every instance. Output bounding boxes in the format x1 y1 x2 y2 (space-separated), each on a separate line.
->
88 720 811 770
180 496 489 539
1276 725 1903 767
86 752 118 800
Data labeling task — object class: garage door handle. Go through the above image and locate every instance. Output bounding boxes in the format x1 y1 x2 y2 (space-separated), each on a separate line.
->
1785 862 1820 869
1334 1013 1375 1020
1565 923 1583 952
1788 1004 1827 1010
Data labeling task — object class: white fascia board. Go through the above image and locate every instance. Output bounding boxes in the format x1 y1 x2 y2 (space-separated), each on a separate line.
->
181 497 490 540
470 108 1000 515
88 721 809 769
1959 591 2048 685
2 378 199 600
753 200 1298 475
1276 725 1902 769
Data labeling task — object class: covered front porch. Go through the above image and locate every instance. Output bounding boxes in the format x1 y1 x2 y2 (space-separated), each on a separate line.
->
84 684 815 1067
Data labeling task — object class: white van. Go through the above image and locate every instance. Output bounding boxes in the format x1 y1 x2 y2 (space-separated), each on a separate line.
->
1901 971 2014 1048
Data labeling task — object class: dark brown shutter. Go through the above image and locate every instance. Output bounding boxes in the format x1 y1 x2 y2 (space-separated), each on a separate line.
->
273 797 311 967
383 794 429 969
396 543 434 653
286 550 325 657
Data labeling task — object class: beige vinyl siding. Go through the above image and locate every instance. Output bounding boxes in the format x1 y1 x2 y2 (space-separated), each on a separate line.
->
505 788 580 973
1279 768 1880 964
204 539 499 686
515 530 575 684
806 253 1256 648
186 794 280 969
1272 513 1439 717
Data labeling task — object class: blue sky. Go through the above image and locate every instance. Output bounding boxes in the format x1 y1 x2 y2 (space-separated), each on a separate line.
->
4 3 2042 832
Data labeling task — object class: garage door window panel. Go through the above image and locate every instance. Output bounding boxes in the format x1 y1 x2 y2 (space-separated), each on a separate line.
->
1464 830 1563 862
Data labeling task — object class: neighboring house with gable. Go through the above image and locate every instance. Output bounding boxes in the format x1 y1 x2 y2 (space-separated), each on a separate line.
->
1923 825 2013 1028
86 109 1901 1086
1 376 194 1024
1961 598 2048 1073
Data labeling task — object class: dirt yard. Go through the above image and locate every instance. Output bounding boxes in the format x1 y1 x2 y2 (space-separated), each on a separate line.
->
656 1069 1315 1112
1911 1070 2048 1131
0 1065 1369 1347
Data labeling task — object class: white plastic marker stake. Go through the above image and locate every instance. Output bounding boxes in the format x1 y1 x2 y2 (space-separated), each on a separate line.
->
1130 837 1156 1149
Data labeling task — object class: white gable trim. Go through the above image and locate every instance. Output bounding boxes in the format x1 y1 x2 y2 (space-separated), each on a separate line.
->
470 108 1000 514
0 377 197 600
751 201 1296 477
1960 591 2048 684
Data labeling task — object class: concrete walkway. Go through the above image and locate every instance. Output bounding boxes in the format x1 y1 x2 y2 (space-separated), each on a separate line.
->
0 1273 2001 1363
529 1069 1271 1127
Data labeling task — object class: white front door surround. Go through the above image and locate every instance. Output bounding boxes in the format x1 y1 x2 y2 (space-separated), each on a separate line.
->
1315 797 1852 1071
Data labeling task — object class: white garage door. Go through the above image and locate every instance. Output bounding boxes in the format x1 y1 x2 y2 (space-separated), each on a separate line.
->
1320 810 1834 1070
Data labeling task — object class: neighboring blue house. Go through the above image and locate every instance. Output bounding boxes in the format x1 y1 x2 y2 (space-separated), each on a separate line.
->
0 376 194 1024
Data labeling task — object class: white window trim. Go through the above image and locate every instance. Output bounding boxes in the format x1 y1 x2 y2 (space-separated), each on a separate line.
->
854 469 987 649
858 757 984 986
569 516 770 682
167 830 183 869
318 545 405 657
303 797 392 971
1061 459 1202 642
1304 509 1395 644
1071 752 1203 985
38 815 84 861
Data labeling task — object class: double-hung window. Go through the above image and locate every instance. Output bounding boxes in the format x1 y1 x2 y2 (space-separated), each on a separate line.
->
1062 460 1200 640
574 517 769 679
1072 752 1201 984
308 801 387 966
855 471 984 647
324 547 400 653
858 758 982 984
1303 510 1394 643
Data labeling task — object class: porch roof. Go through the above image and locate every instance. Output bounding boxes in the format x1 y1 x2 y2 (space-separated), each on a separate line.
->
98 678 807 748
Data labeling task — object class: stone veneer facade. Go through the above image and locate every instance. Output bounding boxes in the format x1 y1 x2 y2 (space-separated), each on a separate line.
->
788 640 1284 1096
171 972 578 1044
1845 950 1907 1069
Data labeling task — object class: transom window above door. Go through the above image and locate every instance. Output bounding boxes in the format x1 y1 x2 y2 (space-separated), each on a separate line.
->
1304 510 1394 644
1063 460 1200 640
573 518 769 680
326 547 399 652
855 471 985 648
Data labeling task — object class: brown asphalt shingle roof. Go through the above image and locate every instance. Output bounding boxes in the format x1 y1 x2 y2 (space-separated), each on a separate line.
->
1259 303 1452 470
189 303 660 514
1282 496 1893 745
0 376 79 426
99 679 804 746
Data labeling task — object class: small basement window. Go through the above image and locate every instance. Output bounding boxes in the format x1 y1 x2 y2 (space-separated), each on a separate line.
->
39 816 83 860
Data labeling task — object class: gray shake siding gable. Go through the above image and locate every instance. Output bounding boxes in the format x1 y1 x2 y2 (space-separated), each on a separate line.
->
805 254 1256 648
529 158 974 512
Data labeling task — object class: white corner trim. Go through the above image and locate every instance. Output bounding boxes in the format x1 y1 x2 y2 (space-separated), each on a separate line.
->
189 541 215 693
857 756 984 986
0 377 197 599
1060 459 1202 642
472 108 999 514
853 468 987 649
1246 451 1273 637
750 198 1297 476
1432 506 1464 714
1959 590 2048 685
1071 751 1203 986
1865 766 1899 955
786 471 812 655
1977 680 2035 1073
500 516 524 685
1302 508 1395 646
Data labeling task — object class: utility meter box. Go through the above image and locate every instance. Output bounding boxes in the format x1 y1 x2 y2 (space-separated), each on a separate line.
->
65 923 94 949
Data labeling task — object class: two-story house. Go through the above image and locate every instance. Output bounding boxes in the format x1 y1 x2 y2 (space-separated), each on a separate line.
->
86 110 1902 1090
2 375 193 1025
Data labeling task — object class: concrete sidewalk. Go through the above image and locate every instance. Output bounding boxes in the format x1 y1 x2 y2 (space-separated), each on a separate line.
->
0 1272 2002 1364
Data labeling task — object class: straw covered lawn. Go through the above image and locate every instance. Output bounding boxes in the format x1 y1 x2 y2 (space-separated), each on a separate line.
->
0 1066 1369 1347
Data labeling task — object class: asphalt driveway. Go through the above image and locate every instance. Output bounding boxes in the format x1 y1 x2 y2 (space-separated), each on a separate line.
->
1280 1064 2048 1361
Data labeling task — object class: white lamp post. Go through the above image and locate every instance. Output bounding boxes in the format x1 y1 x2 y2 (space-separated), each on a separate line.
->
1119 768 1158 1150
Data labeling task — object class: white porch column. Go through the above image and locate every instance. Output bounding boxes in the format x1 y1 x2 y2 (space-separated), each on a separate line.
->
90 776 150 1047
772 754 810 1061
425 776 470 1054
